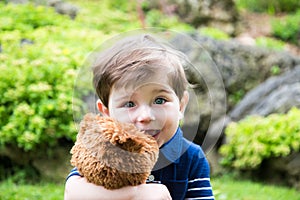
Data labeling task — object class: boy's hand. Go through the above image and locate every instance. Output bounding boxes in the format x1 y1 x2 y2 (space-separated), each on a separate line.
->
132 184 172 200
64 176 171 200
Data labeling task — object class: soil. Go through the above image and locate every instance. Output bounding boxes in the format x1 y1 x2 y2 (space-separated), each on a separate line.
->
237 11 300 57
240 12 273 37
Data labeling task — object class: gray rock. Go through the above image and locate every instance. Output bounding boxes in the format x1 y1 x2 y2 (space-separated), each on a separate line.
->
147 0 241 35
169 34 228 146
20 38 34 47
230 66 300 120
191 34 300 94
48 0 79 19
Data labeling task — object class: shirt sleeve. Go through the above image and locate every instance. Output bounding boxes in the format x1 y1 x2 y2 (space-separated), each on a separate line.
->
66 167 82 181
185 148 215 200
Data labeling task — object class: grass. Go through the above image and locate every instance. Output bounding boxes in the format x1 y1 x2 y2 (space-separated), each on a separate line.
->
211 175 300 200
0 179 64 200
1 175 299 200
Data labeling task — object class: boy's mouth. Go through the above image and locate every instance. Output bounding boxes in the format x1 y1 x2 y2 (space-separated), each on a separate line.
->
143 130 160 139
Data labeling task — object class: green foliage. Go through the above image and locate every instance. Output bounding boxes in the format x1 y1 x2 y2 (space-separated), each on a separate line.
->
255 37 285 50
69 0 141 33
0 3 68 32
107 0 135 12
270 65 281 75
145 9 194 31
228 89 246 105
236 0 300 13
272 10 300 45
220 107 300 170
0 2 103 152
198 27 230 40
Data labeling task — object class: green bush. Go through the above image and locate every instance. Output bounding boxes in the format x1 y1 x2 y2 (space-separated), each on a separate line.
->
220 107 300 170
145 9 193 31
0 3 65 31
236 0 300 13
272 10 300 45
0 3 103 152
198 27 230 40
255 37 285 50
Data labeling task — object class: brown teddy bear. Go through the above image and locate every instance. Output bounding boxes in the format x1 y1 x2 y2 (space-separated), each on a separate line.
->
70 113 159 189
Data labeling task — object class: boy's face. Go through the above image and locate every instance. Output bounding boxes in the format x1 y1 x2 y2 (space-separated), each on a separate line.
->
98 78 189 147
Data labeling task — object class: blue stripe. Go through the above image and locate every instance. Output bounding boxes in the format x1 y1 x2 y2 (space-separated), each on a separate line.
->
65 168 81 181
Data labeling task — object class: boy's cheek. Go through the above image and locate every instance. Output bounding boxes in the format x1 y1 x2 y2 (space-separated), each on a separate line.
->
109 110 133 123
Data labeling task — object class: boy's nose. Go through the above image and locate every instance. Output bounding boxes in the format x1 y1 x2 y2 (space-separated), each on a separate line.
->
135 105 155 123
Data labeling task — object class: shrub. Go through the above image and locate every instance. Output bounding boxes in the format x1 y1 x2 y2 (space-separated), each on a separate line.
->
198 27 230 40
220 107 300 170
0 3 103 152
255 37 285 50
145 9 193 31
272 10 300 45
236 0 300 13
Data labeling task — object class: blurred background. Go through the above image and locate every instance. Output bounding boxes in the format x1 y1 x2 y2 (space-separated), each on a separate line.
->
0 0 299 199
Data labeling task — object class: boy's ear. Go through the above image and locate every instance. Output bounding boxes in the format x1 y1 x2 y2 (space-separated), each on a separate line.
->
179 91 189 119
96 99 109 116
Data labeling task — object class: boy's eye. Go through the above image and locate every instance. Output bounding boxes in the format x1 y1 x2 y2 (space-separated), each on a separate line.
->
124 101 135 108
154 98 166 105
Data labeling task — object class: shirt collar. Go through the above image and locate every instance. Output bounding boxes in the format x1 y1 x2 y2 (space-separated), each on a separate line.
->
159 127 183 164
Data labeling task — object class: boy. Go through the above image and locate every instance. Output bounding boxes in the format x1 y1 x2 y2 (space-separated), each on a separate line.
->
64 34 214 200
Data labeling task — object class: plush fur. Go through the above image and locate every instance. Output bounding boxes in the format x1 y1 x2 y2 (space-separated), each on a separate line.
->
70 113 159 189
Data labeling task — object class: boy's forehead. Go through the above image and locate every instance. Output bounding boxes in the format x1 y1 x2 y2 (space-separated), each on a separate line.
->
112 80 174 96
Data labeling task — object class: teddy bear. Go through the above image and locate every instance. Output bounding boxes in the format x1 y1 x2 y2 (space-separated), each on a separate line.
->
70 113 159 189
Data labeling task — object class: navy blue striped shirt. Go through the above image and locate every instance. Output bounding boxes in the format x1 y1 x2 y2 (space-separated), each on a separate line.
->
148 127 214 200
